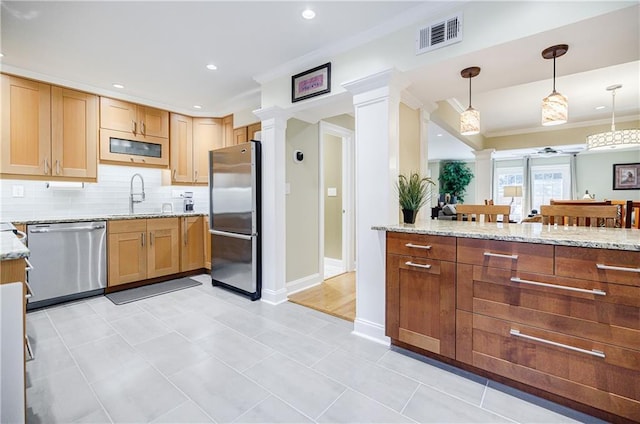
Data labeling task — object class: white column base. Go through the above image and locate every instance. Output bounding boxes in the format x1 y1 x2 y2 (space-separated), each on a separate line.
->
260 287 289 305
352 317 391 346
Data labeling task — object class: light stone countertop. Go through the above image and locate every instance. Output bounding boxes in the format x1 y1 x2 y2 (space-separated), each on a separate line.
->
0 232 29 260
372 220 640 252
1 212 207 261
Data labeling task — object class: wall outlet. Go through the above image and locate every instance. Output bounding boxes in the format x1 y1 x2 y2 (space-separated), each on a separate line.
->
285 183 291 195
171 189 184 198
12 185 24 198
327 187 337 197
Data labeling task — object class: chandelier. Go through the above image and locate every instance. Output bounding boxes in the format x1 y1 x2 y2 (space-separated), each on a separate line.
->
586 84 640 150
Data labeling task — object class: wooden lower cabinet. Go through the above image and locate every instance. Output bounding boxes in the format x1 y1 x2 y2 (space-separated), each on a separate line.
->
386 253 456 359
107 218 179 286
387 233 640 422
204 216 211 270
180 216 204 271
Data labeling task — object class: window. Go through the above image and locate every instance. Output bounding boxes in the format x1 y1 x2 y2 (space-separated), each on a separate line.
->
494 166 524 222
530 164 570 211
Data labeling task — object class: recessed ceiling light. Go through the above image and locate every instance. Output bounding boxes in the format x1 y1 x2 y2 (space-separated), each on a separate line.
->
302 8 315 19
595 105 605 110
112 83 124 89
193 105 202 109
0 53 4 58
206 64 217 71
437 133 443 137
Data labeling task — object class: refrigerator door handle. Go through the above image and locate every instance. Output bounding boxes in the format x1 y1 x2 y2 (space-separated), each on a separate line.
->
210 229 255 241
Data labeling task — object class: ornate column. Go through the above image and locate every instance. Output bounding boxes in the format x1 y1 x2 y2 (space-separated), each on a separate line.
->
343 69 408 344
253 106 290 304
473 149 495 203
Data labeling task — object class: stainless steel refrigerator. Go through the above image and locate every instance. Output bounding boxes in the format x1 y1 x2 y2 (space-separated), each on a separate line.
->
209 141 261 300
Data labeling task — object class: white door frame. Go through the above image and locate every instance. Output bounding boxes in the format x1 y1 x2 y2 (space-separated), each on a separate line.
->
318 121 355 278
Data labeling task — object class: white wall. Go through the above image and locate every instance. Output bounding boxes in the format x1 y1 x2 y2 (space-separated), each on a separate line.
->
0 165 208 222
577 149 640 201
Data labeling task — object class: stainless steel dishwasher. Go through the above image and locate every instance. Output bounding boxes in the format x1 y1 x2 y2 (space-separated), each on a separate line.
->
26 221 106 310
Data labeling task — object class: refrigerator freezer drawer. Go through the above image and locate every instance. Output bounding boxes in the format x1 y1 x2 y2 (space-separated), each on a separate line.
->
211 231 258 297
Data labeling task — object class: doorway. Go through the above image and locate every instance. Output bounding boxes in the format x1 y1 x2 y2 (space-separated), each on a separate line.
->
319 121 355 280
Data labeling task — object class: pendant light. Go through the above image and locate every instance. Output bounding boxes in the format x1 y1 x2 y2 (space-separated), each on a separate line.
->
586 84 640 150
460 66 481 136
541 44 568 126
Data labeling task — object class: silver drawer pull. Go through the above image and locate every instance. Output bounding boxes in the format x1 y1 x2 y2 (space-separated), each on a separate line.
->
25 258 34 272
484 252 518 260
596 263 640 273
24 282 34 299
510 329 605 358
510 277 606 296
405 261 432 269
405 243 431 250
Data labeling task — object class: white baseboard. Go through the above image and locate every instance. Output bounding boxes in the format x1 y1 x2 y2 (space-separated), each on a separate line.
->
286 273 322 296
260 287 288 305
352 317 391 346
324 257 344 269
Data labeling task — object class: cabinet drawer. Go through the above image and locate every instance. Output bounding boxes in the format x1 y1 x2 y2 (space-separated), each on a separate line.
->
555 246 640 287
457 238 554 274
461 266 640 350
108 219 146 234
387 232 456 261
468 314 640 422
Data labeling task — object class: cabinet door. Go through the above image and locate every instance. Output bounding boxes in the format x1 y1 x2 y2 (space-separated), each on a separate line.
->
204 216 211 270
51 87 98 179
99 97 137 134
1 75 51 176
222 114 233 147
138 106 169 139
147 218 180 278
193 118 222 184
386 254 456 358
170 113 193 183
233 127 248 145
181 216 204 271
247 122 261 140
108 231 147 286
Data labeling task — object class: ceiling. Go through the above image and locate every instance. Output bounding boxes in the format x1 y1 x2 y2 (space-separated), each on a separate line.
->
2 1 639 160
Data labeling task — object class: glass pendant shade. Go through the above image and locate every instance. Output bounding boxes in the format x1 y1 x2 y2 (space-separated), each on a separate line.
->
460 107 480 135
541 90 568 126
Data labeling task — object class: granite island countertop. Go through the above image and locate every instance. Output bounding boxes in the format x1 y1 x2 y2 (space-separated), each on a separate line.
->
0 232 29 261
373 220 640 251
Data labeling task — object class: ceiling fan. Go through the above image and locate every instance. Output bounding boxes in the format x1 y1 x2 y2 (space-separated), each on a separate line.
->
534 146 584 156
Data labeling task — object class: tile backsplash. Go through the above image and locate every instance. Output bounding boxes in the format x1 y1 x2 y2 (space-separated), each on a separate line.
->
0 165 208 221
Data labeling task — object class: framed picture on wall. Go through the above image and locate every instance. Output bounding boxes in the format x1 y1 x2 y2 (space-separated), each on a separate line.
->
291 62 331 103
613 162 640 190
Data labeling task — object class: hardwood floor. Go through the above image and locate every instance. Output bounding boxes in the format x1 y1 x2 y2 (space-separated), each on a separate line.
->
288 272 356 322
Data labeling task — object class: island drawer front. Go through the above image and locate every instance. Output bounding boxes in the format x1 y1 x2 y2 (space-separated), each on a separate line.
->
456 238 554 274
469 314 640 422
387 232 456 261
555 246 640 287
108 219 146 234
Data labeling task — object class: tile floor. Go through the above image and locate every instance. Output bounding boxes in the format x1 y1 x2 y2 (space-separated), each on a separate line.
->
25 274 604 424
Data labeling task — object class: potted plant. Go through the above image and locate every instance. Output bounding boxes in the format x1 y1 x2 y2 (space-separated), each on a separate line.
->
438 161 474 203
396 172 435 224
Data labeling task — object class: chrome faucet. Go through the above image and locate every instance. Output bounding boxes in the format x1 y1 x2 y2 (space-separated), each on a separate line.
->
129 173 145 214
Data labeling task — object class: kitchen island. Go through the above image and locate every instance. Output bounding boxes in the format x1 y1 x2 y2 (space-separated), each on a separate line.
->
373 220 639 423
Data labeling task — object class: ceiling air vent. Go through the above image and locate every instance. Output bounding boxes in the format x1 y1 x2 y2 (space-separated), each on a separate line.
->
416 13 462 55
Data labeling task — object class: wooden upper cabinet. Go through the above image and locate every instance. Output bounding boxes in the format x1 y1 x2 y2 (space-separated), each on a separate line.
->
193 118 222 184
233 127 248 145
100 97 168 139
222 114 233 147
170 113 193 183
51 87 98 179
247 122 261 140
1 74 51 176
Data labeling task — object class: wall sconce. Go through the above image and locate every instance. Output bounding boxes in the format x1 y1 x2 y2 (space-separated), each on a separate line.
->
460 66 481 136
541 44 569 126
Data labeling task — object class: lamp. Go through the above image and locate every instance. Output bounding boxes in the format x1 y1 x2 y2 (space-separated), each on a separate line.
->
586 84 640 150
541 44 568 126
503 185 523 205
460 66 481 136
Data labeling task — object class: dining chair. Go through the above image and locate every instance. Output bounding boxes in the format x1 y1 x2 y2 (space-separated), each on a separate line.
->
455 204 511 223
539 204 620 227
625 200 640 229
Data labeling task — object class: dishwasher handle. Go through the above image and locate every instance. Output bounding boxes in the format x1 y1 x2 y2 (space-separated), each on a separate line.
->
29 224 105 233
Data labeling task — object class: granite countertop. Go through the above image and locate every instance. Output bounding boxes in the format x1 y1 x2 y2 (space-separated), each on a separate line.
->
373 220 640 251
0 232 29 260
11 211 207 225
